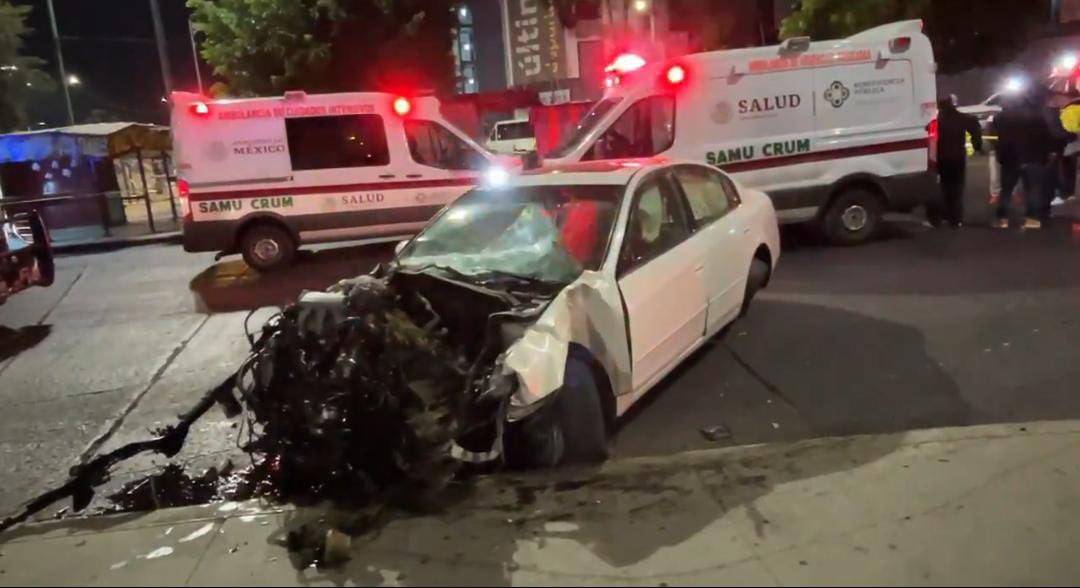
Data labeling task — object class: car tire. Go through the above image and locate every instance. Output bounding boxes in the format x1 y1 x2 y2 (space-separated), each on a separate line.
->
240 223 296 272
821 187 883 246
512 358 609 468
740 258 770 317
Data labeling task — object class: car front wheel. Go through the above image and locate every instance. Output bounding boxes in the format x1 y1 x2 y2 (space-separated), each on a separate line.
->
511 358 608 468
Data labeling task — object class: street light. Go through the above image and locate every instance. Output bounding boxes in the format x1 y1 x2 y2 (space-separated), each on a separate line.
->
66 74 81 86
634 0 649 12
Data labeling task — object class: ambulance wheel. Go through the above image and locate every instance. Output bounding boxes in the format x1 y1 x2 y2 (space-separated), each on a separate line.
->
240 223 295 271
822 188 883 246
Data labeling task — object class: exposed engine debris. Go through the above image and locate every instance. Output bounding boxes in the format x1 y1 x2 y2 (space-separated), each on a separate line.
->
0 267 550 538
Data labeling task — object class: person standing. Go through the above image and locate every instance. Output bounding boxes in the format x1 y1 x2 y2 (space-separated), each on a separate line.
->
931 97 982 228
1033 87 1076 222
992 89 1053 229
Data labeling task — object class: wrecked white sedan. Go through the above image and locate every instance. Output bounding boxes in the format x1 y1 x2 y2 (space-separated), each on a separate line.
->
391 158 780 466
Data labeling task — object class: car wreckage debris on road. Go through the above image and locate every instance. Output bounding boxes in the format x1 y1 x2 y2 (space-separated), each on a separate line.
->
0 268 540 533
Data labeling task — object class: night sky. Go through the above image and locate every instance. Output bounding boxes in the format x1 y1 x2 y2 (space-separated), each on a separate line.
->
17 0 203 127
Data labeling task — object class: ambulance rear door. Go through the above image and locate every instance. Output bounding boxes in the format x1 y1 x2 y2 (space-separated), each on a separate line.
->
810 46 924 177
172 96 293 187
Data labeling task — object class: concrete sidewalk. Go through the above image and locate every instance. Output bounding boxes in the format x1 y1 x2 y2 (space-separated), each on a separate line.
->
3 420 1080 586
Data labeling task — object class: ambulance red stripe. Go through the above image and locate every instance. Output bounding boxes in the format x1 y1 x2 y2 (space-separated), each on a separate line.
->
720 138 929 173
188 177 479 201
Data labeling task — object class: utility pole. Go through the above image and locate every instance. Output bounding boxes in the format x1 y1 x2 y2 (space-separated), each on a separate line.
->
149 0 173 97
188 19 203 94
45 0 74 126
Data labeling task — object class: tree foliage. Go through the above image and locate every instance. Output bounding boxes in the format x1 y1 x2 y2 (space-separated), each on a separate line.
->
780 0 1051 74
188 0 455 97
0 2 55 132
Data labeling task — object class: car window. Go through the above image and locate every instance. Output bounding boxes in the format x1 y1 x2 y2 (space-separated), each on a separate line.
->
619 176 690 275
585 95 675 161
674 166 734 226
495 122 534 141
405 120 486 171
286 114 389 170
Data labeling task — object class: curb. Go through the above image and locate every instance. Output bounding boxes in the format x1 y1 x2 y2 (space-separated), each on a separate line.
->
51 232 183 255
8 419 1076 541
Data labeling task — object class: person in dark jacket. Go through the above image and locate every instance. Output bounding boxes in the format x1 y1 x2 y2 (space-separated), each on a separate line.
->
992 90 1054 229
932 97 982 228
1033 87 1076 222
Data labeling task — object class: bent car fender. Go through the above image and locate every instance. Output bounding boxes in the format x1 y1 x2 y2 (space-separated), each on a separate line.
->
504 271 631 415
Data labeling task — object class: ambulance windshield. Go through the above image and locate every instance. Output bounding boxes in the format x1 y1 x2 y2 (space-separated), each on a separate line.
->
548 98 623 158
397 185 623 286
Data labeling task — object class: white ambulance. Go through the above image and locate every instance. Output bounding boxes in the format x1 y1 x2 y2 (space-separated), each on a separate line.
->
171 91 507 270
545 21 938 245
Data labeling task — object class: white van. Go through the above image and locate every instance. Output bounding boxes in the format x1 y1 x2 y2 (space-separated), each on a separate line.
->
170 91 507 270
545 21 938 245
486 119 537 154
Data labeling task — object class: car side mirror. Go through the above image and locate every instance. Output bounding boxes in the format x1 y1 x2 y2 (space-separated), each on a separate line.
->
394 240 409 256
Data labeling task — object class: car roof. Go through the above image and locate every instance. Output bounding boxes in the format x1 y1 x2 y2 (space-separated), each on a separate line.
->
509 157 672 187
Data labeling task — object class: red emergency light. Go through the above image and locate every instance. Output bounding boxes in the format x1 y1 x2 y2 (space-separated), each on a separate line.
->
889 36 912 53
189 101 211 117
665 64 687 86
393 96 413 117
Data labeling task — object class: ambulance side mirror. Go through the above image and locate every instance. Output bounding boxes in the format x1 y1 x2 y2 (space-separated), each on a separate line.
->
780 37 810 54
394 240 409 256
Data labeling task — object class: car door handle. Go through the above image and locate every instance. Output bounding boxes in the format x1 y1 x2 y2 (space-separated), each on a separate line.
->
379 174 396 179
694 264 705 273
405 174 423 179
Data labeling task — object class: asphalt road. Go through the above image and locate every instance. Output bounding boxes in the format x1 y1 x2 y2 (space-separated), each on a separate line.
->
1 154 1079 519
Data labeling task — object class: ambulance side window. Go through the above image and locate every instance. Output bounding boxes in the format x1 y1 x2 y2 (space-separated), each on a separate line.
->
286 114 390 170
585 95 675 161
405 120 487 171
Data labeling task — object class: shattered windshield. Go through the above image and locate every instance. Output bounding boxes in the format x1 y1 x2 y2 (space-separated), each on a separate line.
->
548 97 624 158
397 184 624 286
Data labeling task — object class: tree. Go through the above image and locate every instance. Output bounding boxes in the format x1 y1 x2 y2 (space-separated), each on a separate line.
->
0 2 55 132
780 0 1050 74
188 0 456 97
187 0 344 96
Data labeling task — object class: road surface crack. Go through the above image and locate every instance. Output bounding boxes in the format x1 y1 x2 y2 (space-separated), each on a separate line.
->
74 315 211 466
724 344 799 413
38 267 84 325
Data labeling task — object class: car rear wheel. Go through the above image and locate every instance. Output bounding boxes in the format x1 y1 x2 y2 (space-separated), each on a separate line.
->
821 187 883 246
512 358 609 468
240 223 296 271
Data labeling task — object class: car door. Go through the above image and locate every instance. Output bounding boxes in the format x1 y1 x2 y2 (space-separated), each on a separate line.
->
617 172 708 394
671 164 751 336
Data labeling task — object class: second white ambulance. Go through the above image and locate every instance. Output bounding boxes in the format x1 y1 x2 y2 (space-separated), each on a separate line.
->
546 21 939 245
171 91 507 270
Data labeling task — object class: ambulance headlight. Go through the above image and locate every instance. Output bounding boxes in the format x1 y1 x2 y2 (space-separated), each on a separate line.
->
1060 54 1079 72
484 166 510 187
